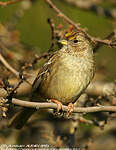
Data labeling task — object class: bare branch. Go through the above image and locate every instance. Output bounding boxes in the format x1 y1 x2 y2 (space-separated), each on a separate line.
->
0 53 32 86
44 0 87 36
93 31 115 53
0 0 22 6
0 53 19 77
22 52 50 71
11 98 116 113
45 0 116 47
47 18 56 52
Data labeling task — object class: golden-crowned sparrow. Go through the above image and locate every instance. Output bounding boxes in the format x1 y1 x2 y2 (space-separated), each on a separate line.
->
8 31 95 129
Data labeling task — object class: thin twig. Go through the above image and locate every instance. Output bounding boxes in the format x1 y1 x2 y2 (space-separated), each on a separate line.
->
0 53 32 85
94 38 116 47
93 31 115 53
45 0 116 47
11 98 116 113
0 0 22 6
22 52 50 71
47 18 56 52
6 77 24 100
0 53 19 77
44 0 86 35
77 116 102 127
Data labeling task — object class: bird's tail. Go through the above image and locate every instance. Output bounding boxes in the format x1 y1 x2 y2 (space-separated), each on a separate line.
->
8 108 35 129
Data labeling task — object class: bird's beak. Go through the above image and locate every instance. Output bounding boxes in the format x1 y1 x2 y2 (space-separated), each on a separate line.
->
58 39 68 45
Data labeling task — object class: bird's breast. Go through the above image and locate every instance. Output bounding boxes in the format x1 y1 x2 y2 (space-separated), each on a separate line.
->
39 54 94 104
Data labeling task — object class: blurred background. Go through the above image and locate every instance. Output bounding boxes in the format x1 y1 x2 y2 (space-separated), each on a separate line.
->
0 0 116 149
0 0 116 80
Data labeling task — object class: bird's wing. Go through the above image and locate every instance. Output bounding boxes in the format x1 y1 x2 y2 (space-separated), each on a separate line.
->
32 52 59 93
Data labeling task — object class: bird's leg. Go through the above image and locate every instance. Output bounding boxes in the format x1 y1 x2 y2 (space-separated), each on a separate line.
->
50 99 63 113
66 102 74 117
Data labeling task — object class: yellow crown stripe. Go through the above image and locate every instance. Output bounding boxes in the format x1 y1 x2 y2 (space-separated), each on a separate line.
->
65 31 77 40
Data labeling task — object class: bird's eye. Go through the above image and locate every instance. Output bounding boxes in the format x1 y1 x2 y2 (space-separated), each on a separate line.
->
73 39 78 43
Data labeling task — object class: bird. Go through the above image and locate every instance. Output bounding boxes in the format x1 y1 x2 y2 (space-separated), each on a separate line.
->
8 31 95 129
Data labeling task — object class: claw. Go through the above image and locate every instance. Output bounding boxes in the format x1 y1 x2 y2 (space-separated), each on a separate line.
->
50 99 63 114
66 103 74 117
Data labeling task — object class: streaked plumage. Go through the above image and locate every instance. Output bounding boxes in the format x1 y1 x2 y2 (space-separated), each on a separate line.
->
32 32 94 104
8 32 95 129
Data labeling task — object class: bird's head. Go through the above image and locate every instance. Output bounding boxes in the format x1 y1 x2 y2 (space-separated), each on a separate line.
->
59 31 92 53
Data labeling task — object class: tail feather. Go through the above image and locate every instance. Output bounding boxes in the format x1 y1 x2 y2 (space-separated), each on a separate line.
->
8 108 35 129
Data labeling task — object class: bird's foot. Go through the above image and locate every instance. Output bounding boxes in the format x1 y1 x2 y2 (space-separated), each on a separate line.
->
50 99 64 115
66 103 74 117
